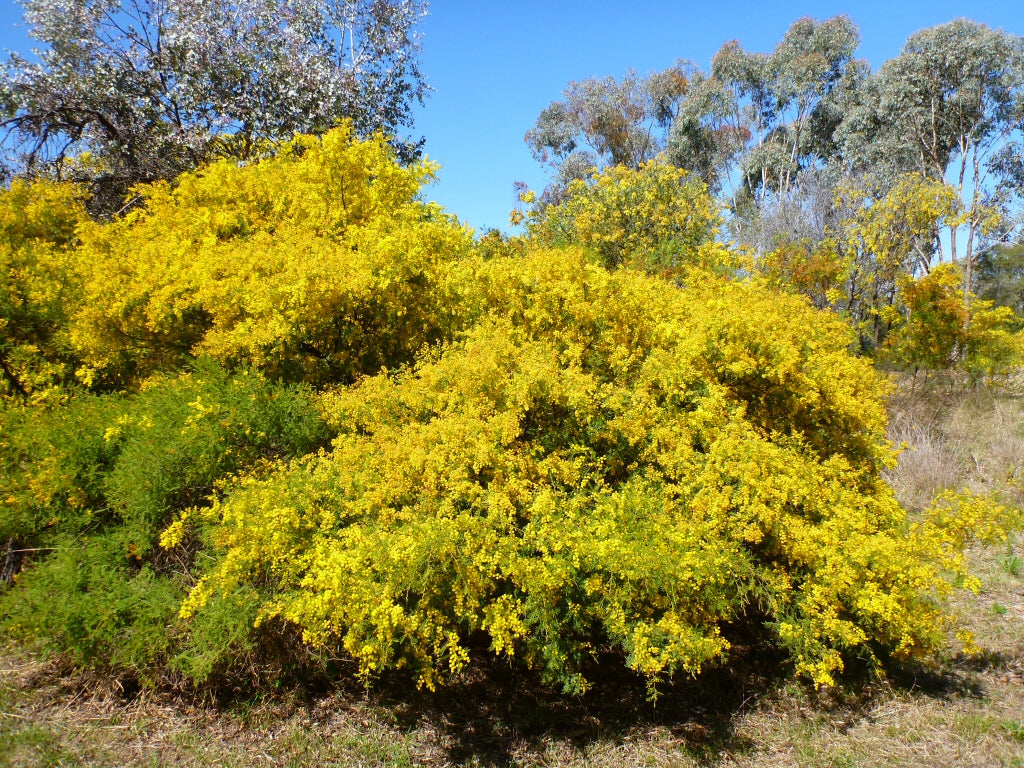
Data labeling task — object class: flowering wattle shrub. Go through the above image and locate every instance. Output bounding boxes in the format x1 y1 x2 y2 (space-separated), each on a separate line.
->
0 179 89 400
176 247 1010 692
2 125 1014 693
69 123 472 388
518 161 736 276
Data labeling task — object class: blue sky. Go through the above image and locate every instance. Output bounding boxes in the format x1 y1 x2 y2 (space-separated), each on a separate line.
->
3 1 1023 233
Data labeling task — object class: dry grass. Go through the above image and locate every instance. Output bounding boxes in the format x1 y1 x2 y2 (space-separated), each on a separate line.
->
2 378 1023 767
885 376 1024 512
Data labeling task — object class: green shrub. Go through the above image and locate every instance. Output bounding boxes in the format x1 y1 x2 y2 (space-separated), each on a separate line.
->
101 360 331 555
1 361 330 679
0 394 123 546
1 531 182 677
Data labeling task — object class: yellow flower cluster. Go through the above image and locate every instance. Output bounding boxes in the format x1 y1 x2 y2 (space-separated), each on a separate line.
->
523 162 737 276
5 126 1013 692
180 242 997 690
883 263 1022 376
67 123 472 387
0 179 89 401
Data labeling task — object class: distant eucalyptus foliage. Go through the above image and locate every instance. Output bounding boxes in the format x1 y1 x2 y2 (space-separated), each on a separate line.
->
0 0 429 213
527 17 1024 272
840 20 1024 288
526 17 864 215
523 61 695 203
976 243 1024 318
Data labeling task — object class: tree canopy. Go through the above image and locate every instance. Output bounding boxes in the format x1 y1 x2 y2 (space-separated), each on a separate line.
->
528 17 1024 277
1 0 429 212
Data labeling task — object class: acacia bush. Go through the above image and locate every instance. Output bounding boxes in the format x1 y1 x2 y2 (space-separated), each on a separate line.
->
517 162 737 276
177 247 1012 692
0 393 123 547
0 179 90 400
1 363 329 678
882 263 1023 380
0 123 470 681
1 125 1017 695
68 123 472 389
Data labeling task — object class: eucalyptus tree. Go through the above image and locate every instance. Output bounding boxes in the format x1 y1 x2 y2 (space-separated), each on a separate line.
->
0 0 430 213
694 16 865 251
524 61 695 202
976 243 1024 316
839 20 1024 295
525 16 864 253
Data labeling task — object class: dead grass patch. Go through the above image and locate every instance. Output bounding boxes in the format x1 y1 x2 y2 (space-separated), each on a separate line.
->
885 377 1024 511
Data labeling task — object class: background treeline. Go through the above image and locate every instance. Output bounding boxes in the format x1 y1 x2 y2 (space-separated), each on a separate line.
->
0 4 1022 697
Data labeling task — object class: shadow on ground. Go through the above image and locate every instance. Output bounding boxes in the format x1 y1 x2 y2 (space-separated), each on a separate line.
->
349 636 999 766
315 627 788 766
